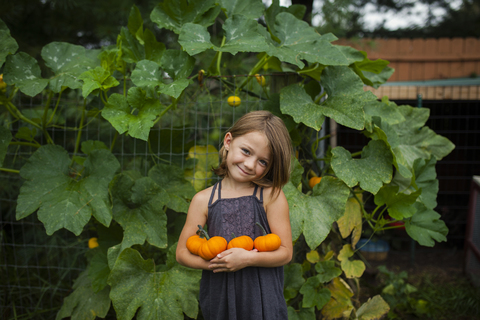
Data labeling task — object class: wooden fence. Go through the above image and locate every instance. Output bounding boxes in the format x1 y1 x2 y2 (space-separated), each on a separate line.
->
335 37 480 82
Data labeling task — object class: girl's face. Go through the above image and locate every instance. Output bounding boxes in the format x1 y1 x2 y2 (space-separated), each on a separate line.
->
224 131 271 184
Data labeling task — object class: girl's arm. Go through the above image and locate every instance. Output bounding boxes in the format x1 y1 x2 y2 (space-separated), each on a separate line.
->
176 188 212 270
208 188 293 272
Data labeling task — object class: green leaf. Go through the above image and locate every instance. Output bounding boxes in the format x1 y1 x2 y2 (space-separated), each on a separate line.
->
0 19 19 68
287 306 315 320
356 295 390 320
118 27 145 63
320 66 376 130
130 60 163 88
178 23 215 56
3 52 49 97
265 0 306 42
150 0 220 34
41 42 98 93
14 127 37 142
361 66 395 89
16 145 120 235
0 126 12 167
102 88 165 141
374 185 421 220
284 263 305 301
220 15 270 55
111 174 170 250
352 51 391 88
331 140 393 194
81 140 109 155
315 260 342 283
280 84 325 131
148 163 196 214
337 244 365 279
405 203 448 247
185 145 219 192
284 176 350 250
161 49 195 80
78 66 119 98
299 276 331 310
267 13 350 69
144 29 166 65
107 247 202 320
220 0 265 19
56 271 110 320
127 5 143 38
289 157 304 188
334 45 365 64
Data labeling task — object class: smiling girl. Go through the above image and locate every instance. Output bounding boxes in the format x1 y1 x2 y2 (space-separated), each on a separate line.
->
176 110 293 320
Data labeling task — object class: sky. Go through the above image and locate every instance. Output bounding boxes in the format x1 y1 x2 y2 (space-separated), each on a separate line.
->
263 0 463 30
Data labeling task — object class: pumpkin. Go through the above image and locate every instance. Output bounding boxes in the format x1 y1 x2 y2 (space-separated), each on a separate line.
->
309 176 322 189
196 225 228 260
186 234 207 255
254 222 281 252
227 233 254 250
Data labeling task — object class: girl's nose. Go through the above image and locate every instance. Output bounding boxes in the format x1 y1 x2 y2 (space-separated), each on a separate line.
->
244 158 255 170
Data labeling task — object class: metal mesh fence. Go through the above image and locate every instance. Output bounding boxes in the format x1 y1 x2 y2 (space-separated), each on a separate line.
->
0 74 301 319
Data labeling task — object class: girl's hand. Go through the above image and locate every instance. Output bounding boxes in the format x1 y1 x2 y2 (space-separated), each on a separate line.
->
208 248 258 273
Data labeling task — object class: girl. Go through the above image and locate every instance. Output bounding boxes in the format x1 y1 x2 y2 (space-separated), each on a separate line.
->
176 110 293 320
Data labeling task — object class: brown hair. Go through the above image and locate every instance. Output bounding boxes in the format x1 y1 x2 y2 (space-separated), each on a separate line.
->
213 110 293 199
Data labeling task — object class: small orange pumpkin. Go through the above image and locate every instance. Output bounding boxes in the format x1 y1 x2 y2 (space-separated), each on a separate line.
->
186 234 207 255
196 225 228 260
254 222 281 252
309 176 322 189
227 233 254 250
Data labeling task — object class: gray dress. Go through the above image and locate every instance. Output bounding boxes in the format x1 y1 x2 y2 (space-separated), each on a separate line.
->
199 180 288 320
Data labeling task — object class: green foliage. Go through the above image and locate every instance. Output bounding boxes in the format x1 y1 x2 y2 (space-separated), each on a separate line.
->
0 1 455 318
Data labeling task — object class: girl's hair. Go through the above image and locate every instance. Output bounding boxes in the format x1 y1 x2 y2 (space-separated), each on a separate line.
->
213 110 293 199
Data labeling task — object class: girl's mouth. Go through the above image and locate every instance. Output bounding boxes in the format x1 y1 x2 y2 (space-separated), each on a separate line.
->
237 165 250 175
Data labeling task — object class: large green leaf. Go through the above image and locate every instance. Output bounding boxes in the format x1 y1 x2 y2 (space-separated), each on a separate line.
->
16 145 120 235
280 84 325 131
220 15 270 55
321 278 354 319
351 51 393 88
320 66 376 130
88 248 110 293
102 88 165 141
374 185 421 220
161 49 195 80
56 271 111 320
107 247 202 320
41 42 98 93
150 0 220 34
299 276 331 310
405 203 448 247
118 27 145 63
0 19 19 68
392 105 455 161
331 140 393 194
148 163 196 214
267 13 350 69
3 52 49 97
220 0 265 19
0 126 12 167
264 0 306 42
111 173 170 250
284 176 350 250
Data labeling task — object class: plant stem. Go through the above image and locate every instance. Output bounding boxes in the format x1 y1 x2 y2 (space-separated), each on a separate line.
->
216 36 226 74
236 55 272 95
41 91 54 129
255 222 267 236
197 225 210 240
71 99 86 166
7 101 54 144
110 130 118 152
351 151 362 157
0 167 20 174
314 91 327 104
47 90 63 126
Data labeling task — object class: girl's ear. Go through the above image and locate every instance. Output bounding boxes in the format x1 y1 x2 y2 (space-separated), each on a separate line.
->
224 132 233 151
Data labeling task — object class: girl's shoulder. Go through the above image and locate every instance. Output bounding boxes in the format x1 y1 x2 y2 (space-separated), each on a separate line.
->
262 185 287 209
192 185 214 204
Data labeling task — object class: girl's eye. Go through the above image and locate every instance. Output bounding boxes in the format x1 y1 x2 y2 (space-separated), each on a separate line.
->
259 160 267 166
242 148 250 155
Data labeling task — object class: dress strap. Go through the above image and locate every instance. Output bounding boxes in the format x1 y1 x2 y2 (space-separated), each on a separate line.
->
218 180 222 199
208 181 219 206
252 184 259 197
260 187 264 202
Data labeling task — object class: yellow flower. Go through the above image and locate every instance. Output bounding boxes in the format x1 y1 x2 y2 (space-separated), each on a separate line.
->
88 237 99 249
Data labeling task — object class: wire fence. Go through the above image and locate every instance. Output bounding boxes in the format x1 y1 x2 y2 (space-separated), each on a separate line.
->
1 78 478 318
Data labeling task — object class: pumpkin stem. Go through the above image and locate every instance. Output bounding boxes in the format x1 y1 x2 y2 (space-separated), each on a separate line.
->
197 225 210 240
255 222 267 236
231 232 236 238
